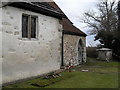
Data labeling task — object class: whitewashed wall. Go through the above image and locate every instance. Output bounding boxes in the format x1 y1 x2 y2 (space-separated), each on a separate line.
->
0 6 2 87
2 6 62 84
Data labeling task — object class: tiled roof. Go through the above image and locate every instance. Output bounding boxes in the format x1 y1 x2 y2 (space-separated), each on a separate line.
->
62 18 87 36
30 2 64 15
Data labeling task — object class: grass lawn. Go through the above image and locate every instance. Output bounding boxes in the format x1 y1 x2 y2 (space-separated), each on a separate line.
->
3 58 119 88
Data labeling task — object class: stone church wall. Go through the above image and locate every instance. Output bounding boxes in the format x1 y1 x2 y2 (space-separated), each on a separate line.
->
2 6 62 84
63 34 86 66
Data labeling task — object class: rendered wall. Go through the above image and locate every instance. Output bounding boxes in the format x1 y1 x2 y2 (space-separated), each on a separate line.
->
0 6 2 87
97 51 112 61
2 6 62 84
63 34 86 66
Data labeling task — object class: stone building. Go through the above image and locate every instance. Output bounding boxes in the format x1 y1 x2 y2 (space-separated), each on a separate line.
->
96 48 112 61
62 18 86 66
1 1 86 85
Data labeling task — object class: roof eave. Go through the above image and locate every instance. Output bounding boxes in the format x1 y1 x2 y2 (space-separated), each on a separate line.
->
63 30 87 37
7 2 66 19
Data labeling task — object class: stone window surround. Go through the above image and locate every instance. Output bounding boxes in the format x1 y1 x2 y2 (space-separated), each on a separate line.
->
21 13 39 40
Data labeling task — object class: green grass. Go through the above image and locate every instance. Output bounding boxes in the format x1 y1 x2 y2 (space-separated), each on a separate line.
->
85 58 119 67
4 72 74 88
3 58 119 88
46 72 118 88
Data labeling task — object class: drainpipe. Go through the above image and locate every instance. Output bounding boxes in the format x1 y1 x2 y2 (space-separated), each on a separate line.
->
61 30 64 67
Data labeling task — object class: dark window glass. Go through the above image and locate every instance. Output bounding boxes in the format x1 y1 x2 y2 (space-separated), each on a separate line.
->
22 15 28 38
22 14 37 39
31 17 36 38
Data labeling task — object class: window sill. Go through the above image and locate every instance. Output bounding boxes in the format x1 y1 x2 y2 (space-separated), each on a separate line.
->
18 38 39 41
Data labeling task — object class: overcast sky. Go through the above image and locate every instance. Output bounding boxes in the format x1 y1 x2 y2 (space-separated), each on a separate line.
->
54 0 101 46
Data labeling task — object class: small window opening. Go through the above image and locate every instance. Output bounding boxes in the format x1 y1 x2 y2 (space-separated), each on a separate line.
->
22 14 38 39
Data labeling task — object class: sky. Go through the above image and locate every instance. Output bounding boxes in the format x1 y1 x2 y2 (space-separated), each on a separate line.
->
54 0 101 47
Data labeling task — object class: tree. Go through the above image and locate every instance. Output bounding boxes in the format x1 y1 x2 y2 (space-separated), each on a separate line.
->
81 0 120 59
118 1 120 32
